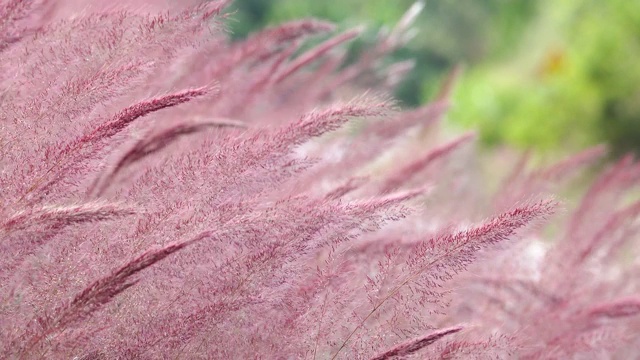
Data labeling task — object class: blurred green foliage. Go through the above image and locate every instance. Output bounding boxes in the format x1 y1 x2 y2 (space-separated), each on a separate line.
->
229 0 640 156
453 0 640 156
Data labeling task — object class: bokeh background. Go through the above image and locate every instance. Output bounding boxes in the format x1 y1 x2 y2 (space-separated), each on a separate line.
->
227 0 640 158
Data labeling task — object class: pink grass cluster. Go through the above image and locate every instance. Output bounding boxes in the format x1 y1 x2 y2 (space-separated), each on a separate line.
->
1 1 640 359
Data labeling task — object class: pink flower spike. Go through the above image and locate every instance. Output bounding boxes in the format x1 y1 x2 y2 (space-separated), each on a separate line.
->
369 325 464 360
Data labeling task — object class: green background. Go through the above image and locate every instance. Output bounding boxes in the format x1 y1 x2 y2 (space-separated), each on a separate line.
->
228 0 640 157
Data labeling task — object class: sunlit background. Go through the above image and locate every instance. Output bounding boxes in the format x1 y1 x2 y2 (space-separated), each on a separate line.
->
228 0 640 158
